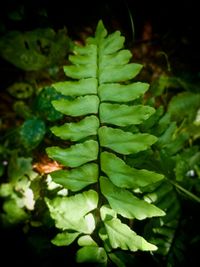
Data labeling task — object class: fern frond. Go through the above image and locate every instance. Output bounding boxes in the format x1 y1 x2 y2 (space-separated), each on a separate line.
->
46 20 165 265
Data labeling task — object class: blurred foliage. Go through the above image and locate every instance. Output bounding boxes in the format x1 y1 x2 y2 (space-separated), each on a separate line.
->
0 28 71 71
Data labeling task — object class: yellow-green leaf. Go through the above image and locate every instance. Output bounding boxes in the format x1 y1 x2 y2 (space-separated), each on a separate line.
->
98 82 149 102
51 231 80 246
101 152 164 189
99 63 142 84
98 126 157 155
76 246 107 264
52 95 99 116
53 78 97 97
50 163 98 191
100 103 155 126
100 176 165 220
46 140 98 167
104 217 157 251
46 190 98 233
50 115 99 141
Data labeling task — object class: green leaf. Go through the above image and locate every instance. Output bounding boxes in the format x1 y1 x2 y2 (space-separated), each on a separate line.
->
101 152 164 189
78 235 98 246
64 64 97 79
144 182 173 203
50 163 98 191
92 20 107 42
99 205 157 252
63 44 97 79
168 92 200 122
98 126 157 155
99 63 142 84
100 177 165 220
143 181 181 256
0 28 70 71
46 190 98 233
103 217 157 251
99 50 132 67
46 140 98 167
52 95 99 116
7 82 33 99
69 44 97 64
165 132 189 156
51 231 80 246
0 183 13 197
34 86 64 121
8 155 33 182
98 30 125 54
50 115 99 141
19 118 46 150
76 246 107 264
157 122 177 147
2 199 29 225
53 78 97 97
100 205 117 221
98 82 149 102
100 103 155 126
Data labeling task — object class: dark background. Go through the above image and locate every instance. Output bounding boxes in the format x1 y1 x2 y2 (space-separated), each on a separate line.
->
0 0 199 83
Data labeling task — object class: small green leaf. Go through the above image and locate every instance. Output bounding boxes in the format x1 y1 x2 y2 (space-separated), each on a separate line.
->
50 163 98 191
144 182 173 203
104 217 157 251
98 126 157 155
99 63 142 84
168 92 200 122
98 30 124 54
76 246 107 264
53 78 97 97
100 103 155 126
98 227 112 252
2 199 29 225
50 115 99 141
52 95 99 116
51 231 80 246
64 64 97 79
34 87 64 121
46 190 98 233
100 177 165 220
64 46 97 78
19 118 46 150
100 205 117 221
69 44 97 65
98 82 149 102
92 20 107 42
46 140 98 167
0 183 13 197
99 50 132 68
7 82 33 99
8 155 33 182
78 235 98 246
101 152 164 189
157 122 177 147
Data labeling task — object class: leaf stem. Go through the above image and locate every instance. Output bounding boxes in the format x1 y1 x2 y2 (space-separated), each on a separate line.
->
168 179 200 203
